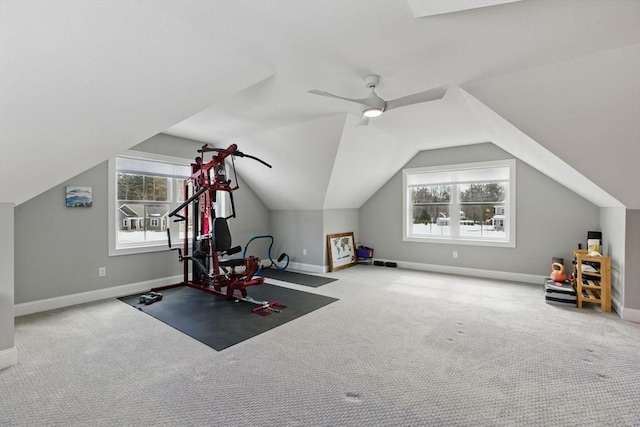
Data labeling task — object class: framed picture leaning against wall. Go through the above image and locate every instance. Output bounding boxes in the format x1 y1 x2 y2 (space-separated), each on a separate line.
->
326 232 357 272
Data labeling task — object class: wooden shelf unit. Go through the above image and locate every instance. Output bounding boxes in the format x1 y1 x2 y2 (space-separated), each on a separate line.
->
573 249 611 312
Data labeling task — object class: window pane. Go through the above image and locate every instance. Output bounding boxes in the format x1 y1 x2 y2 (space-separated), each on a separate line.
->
176 179 187 202
412 205 450 236
403 160 514 246
460 204 505 238
459 183 506 203
144 203 170 240
117 202 170 246
411 185 451 236
144 176 168 201
117 174 144 200
117 173 168 202
411 185 451 203
111 153 196 255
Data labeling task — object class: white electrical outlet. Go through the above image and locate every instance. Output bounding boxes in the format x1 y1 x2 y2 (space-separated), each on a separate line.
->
453 251 458 259
98 267 106 277
303 248 307 256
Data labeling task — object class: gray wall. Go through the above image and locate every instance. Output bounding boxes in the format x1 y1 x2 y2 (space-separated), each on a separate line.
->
14 134 270 304
225 173 271 260
625 209 640 311
271 210 324 268
0 203 14 352
268 208 359 270
359 143 601 278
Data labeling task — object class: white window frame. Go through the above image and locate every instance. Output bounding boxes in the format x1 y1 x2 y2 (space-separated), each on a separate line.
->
402 159 516 248
108 151 193 256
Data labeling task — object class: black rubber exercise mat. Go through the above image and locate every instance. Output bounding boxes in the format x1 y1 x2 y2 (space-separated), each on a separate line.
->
258 268 337 287
118 284 337 351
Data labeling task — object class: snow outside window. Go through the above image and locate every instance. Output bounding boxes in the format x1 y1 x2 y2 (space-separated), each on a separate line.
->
402 159 516 247
108 151 193 256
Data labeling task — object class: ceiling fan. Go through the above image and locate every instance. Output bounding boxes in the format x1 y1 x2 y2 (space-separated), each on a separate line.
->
308 74 448 126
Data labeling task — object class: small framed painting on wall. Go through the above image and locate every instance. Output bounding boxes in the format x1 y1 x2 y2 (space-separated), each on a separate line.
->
66 186 93 207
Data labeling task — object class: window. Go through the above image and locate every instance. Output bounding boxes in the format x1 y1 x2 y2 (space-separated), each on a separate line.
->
402 159 516 247
109 151 193 256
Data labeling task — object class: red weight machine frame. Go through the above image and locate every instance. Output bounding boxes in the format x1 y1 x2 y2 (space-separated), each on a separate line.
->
157 144 283 314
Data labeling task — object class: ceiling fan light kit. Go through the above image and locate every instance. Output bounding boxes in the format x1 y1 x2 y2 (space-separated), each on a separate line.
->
308 74 448 126
363 107 383 118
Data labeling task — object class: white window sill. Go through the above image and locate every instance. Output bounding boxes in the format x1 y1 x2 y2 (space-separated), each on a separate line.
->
403 235 515 248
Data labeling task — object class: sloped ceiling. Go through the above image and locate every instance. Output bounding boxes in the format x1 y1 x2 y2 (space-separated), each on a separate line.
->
1 1 638 209
464 43 640 209
0 1 274 204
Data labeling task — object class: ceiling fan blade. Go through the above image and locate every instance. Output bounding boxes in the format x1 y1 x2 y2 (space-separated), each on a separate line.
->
356 115 369 127
308 90 373 107
385 84 449 112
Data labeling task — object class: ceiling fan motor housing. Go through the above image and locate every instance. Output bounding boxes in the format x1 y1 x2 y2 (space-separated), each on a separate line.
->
364 74 381 88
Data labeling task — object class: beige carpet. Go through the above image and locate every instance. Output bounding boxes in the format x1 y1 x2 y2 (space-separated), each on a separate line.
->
2 266 639 426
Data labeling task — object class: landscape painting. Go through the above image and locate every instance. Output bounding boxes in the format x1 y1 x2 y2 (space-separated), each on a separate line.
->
65 186 93 207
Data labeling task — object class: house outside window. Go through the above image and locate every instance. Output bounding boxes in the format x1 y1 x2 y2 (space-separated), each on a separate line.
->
402 159 516 247
108 152 193 256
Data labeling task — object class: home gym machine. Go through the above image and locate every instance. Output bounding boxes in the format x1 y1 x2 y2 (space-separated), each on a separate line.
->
162 143 283 315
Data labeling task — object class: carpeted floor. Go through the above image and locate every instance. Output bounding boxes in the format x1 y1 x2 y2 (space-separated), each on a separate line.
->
2 266 639 426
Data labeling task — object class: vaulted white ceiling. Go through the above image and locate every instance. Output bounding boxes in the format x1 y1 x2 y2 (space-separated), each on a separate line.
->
1 1 638 209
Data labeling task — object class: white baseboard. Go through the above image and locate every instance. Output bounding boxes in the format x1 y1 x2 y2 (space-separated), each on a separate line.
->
287 261 327 274
0 346 17 370
386 259 546 284
620 307 640 323
292 258 545 282
14 275 183 317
